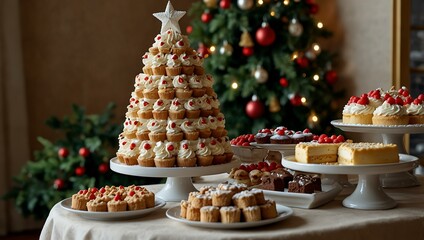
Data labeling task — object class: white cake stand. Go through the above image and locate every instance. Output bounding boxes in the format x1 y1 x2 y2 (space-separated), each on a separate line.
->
110 157 240 202
282 154 418 210
331 120 424 188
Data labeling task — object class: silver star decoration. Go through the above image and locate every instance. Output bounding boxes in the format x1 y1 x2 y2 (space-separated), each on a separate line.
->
153 1 186 34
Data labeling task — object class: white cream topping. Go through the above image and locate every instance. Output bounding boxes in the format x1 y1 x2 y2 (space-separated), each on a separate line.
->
343 103 375 115
172 75 188 88
373 101 407 116
407 103 424 115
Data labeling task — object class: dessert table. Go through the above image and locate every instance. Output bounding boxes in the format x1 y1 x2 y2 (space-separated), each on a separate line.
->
40 174 424 240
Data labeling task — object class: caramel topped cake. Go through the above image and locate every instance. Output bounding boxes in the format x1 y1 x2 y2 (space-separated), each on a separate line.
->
338 142 399 165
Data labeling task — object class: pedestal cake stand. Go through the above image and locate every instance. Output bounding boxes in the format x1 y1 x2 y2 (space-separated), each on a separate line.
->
282 154 418 210
331 120 424 188
110 157 240 202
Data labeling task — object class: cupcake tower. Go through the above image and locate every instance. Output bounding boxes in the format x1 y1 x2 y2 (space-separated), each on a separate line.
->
342 86 424 125
116 2 233 168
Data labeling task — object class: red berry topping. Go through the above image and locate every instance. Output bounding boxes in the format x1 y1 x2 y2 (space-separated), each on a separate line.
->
89 193 96 200
172 54 178 60
171 122 176 128
418 94 424 102
395 97 404 105
386 97 396 105
129 191 135 196
135 186 141 191
167 145 174 151
335 135 345 142
211 140 217 145
122 141 127 145
91 187 98 193
100 187 106 193
119 185 124 189
144 143 151 150
303 128 311 133
182 143 189 149
200 142 205 148
402 89 410 97
276 129 285 136
130 143 136 150
143 101 149 106
79 190 84 194
114 194 121 201
413 98 422 105
404 96 413 105
178 77 184 83
357 96 369 105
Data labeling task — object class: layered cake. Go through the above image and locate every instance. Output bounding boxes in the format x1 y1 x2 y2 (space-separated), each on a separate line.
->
115 2 233 167
180 183 278 223
295 142 341 164
337 142 399 165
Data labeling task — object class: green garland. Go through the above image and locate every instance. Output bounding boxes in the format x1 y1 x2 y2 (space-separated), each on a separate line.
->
3 103 161 219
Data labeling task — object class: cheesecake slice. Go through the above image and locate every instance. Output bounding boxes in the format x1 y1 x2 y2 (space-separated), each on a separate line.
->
338 142 399 165
295 142 341 164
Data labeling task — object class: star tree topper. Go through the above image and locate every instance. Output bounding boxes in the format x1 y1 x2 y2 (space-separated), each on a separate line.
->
153 1 186 34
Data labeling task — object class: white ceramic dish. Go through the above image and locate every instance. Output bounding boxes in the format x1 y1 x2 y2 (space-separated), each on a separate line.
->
259 183 342 209
166 204 293 229
331 119 424 134
60 198 166 221
281 154 419 210
231 145 268 163
250 142 296 156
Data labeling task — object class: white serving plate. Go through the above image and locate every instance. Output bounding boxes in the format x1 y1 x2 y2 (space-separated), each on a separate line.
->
231 145 268 163
331 119 424 134
259 183 342 209
166 204 293 229
60 198 166 221
250 142 296 156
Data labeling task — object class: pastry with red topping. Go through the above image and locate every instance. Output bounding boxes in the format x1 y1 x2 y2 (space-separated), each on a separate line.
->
270 128 292 144
153 141 177 167
137 140 155 167
372 96 408 125
254 128 273 144
342 94 375 124
177 140 197 167
407 95 424 124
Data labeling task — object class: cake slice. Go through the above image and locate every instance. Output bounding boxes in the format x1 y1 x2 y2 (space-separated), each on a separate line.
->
295 142 341 164
337 142 399 165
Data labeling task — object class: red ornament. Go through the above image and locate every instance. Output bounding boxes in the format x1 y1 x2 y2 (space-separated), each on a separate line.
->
75 166 86 176
242 47 254 56
197 43 210 57
53 178 65 190
58 147 69 158
296 57 309 68
98 163 109 174
220 0 231 9
279 77 289 87
309 3 319 14
256 24 276 46
325 70 338 85
290 94 303 106
201 11 213 23
79 147 90 158
186 25 193 34
246 98 265 119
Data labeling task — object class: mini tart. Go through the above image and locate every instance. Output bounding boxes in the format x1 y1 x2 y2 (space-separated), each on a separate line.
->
249 189 266 205
158 88 175 100
154 156 175 167
175 88 193 99
372 115 409 125
140 191 155 208
190 194 212 208
242 206 261 222
180 200 189 218
342 113 373 124
177 156 197 167
232 191 257 209
148 132 167 142
183 130 200 141
196 155 214 166
168 110 185 120
71 193 89 210
211 190 232 207
259 200 278 219
186 204 201 221
107 199 127 212
219 206 241 223
200 206 220 222
87 199 108 212
125 195 146 211
137 156 155 167
152 110 169 120
123 155 138 166
212 154 226 165
166 132 184 142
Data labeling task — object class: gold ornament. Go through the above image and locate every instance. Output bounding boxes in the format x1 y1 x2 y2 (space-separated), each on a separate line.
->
239 30 254 47
269 96 281 112
203 0 218 8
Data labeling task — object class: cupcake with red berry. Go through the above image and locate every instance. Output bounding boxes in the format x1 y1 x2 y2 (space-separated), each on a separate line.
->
177 140 197 167
201 74 215 96
142 77 159 100
137 98 154 120
137 140 155 167
372 96 409 125
180 119 199 140
254 128 273 144
142 52 153 75
270 128 292 144
169 98 186 120
147 119 167 142
197 117 212 138
135 119 150 141
158 76 175 100
342 94 375 124
166 120 184 142
172 75 192 99
209 138 226 165
180 53 194 75
122 140 141 165
125 191 146 211
153 141 177 167
367 89 384 108
152 53 167 75
152 99 170 120
107 193 127 212
191 54 205 75
302 129 314 142
199 95 213 117
189 75 206 97
166 53 182 76
196 139 214 166
184 98 201 119
407 95 424 124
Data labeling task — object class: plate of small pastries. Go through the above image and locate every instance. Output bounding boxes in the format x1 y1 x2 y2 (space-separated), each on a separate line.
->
166 182 293 229
228 162 343 208
60 185 166 221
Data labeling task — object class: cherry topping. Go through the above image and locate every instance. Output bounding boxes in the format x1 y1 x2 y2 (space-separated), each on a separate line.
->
167 145 174 151
91 187 98 193
100 187 106 193
129 191 135 197
418 94 424 102
114 194 121 201
144 143 151 150
211 140 217 145
303 128 311 133
200 142 205 148
182 143 189 149
172 54 178 60
386 97 396 105
395 96 404 105
122 141 127 145
143 101 149 106
89 193 96 200
276 130 285 136
178 77 184 83
171 122 176 128
130 143 136 150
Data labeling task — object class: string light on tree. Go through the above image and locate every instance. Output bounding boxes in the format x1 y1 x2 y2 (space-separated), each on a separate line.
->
253 65 268 83
313 74 319 81
237 0 254 10
231 81 239 89
209 45 216 53
246 95 265 119
317 22 324 28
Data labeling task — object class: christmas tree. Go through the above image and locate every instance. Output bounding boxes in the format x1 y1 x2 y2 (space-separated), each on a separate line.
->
3 104 161 219
188 0 344 137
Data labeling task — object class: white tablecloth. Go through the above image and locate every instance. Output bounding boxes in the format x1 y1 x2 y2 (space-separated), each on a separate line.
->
40 175 424 240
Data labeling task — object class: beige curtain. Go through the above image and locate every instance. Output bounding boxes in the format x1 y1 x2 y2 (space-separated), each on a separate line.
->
0 0 42 234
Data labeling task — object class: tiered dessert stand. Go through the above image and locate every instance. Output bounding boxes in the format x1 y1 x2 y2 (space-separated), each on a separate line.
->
110 157 240 202
331 120 424 187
